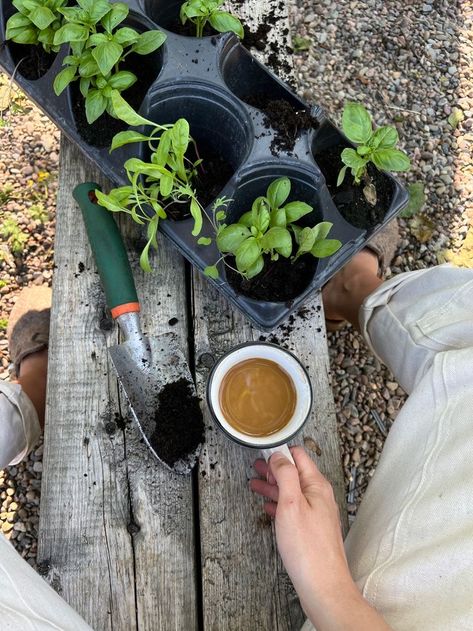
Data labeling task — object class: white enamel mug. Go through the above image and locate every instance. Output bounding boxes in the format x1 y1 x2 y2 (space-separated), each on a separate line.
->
206 342 313 464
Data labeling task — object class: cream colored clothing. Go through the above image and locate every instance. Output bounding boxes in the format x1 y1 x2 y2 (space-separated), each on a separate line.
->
303 265 473 631
0 381 41 468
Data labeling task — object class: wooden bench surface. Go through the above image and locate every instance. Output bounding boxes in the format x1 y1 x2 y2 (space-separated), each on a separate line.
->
38 2 347 629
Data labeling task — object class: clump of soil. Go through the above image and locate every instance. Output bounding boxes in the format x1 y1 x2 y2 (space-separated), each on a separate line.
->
71 50 159 147
148 378 204 468
164 141 233 220
226 250 317 303
245 95 318 154
315 144 394 229
243 23 271 50
9 44 56 80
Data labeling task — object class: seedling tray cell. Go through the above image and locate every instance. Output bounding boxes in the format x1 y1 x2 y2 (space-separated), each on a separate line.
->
0 0 408 330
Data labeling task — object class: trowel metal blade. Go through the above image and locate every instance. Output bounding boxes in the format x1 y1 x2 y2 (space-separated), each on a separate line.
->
108 332 201 475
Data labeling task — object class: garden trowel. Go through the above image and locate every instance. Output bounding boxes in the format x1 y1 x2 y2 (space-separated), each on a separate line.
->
73 182 204 475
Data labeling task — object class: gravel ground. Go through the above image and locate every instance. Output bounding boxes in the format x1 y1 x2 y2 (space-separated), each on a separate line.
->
1 0 472 561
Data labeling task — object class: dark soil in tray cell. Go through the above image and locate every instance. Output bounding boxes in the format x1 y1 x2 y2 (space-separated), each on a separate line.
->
171 19 214 37
71 51 158 148
9 43 56 80
226 249 317 303
245 95 318 154
148 378 204 468
165 141 234 220
315 145 394 229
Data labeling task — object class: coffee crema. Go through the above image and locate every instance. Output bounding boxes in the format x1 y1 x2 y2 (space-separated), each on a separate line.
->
219 358 296 437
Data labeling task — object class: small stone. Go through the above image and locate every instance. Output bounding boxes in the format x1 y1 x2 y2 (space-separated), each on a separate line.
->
33 462 43 473
1 522 14 533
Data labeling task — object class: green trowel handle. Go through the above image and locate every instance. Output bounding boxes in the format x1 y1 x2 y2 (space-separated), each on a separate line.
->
73 182 140 319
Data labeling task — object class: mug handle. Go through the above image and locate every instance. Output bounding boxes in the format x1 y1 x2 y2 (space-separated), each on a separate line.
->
261 444 295 465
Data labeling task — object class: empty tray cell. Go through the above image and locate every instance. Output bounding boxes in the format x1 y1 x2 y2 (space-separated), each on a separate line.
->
311 120 395 230
2 0 58 80
222 164 324 303
142 82 253 219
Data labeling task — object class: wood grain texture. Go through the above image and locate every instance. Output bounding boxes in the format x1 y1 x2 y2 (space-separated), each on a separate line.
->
38 137 198 630
193 1 347 629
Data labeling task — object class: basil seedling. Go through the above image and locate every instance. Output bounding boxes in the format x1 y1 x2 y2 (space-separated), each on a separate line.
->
180 0 244 39
95 99 205 272
203 177 342 280
337 102 410 204
6 0 67 53
52 0 166 124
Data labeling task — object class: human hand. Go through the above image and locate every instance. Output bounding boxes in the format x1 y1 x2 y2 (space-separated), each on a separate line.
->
250 447 353 614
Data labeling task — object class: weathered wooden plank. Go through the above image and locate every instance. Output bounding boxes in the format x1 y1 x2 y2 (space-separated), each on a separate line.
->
193 1 347 629
38 137 198 630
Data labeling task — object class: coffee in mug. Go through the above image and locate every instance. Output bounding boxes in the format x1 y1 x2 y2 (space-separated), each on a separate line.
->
219 358 296 437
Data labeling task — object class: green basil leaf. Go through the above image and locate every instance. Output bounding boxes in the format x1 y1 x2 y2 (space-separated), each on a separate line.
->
29 5 55 29
79 77 90 97
87 0 112 23
204 264 219 279
267 177 290 210
110 130 149 151
270 206 287 228
53 65 77 95
62 54 78 66
284 200 313 223
245 255 264 279
20 0 40 11
356 145 371 157
235 237 261 272
291 224 302 244
160 172 174 197
342 102 372 144
171 118 190 155
370 125 398 149
310 239 342 258
341 147 367 170
154 131 171 166
295 226 316 257
114 26 139 45
238 211 253 227
311 221 333 241
95 189 126 213
208 11 244 38
6 13 32 39
78 56 99 77
57 6 86 22
336 165 347 187
54 23 89 45
372 148 410 172
108 186 133 204
92 40 123 76
85 89 107 124
198 237 212 246
215 210 226 222
217 224 251 253
254 206 270 233
38 27 56 46
260 226 292 253
101 2 128 32
8 26 38 44
108 70 136 91
190 198 203 236
12 0 29 13
87 33 108 46
110 90 154 126
132 30 167 55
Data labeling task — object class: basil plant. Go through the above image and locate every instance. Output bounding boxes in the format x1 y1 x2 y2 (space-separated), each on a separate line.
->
180 0 244 39
337 102 410 187
6 0 67 53
204 177 342 280
52 0 166 124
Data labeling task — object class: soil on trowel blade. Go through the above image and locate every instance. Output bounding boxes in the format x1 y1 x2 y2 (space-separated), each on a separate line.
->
148 378 204 468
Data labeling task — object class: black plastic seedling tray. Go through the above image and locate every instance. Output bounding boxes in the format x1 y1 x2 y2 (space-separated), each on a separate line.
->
0 0 409 330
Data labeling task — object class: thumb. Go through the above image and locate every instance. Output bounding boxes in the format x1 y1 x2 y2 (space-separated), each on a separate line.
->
269 452 302 504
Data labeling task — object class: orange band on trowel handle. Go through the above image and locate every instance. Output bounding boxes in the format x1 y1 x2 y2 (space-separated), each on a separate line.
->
111 302 140 319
